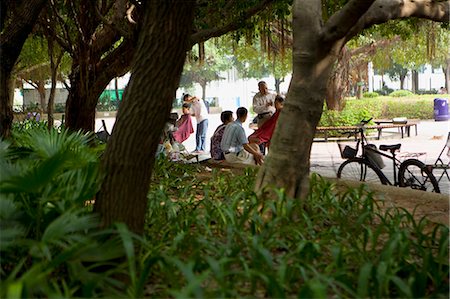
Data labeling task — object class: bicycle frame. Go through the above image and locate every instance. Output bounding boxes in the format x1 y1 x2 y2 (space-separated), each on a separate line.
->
350 120 402 186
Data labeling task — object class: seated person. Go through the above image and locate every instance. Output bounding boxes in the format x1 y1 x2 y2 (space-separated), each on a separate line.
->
221 107 264 165
210 110 234 160
248 95 284 149
173 103 194 144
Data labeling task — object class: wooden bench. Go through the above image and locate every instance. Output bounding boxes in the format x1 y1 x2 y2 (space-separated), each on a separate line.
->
316 120 419 141
373 119 419 139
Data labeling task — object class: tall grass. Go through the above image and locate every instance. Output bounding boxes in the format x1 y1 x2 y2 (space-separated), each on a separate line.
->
143 161 449 298
1 127 448 298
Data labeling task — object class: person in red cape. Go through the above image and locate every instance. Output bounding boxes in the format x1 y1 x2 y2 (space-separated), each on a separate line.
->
248 95 284 148
173 103 194 144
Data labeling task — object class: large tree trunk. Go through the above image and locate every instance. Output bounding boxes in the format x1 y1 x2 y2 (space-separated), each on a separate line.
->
254 0 337 198
65 69 98 132
95 0 195 234
0 0 47 138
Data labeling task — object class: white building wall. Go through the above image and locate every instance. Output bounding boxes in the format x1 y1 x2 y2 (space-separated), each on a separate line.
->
370 63 445 92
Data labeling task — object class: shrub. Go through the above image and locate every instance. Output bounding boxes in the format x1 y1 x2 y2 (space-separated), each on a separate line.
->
0 127 148 298
389 90 414 97
363 91 379 98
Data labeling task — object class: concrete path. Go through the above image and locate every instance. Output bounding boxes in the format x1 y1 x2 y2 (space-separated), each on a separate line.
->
96 115 450 195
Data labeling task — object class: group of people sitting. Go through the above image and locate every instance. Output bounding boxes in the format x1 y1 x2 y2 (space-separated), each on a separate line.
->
211 94 284 166
162 81 284 166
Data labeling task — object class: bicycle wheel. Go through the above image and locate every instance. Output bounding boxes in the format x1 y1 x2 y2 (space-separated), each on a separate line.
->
398 159 440 193
337 158 387 184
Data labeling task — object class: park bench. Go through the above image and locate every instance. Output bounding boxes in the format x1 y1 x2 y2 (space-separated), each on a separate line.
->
315 119 419 141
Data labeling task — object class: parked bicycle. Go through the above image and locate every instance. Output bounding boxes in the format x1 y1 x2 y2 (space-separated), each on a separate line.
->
337 118 440 193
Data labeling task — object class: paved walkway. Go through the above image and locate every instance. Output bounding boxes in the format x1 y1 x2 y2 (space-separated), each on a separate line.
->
96 115 449 195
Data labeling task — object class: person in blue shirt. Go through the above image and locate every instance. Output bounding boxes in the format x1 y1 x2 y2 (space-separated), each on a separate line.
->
221 107 264 165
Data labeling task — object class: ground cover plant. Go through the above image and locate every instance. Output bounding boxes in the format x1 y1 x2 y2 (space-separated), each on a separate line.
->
1 127 448 298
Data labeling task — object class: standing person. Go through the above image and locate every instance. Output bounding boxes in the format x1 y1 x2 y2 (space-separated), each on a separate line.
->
210 110 234 161
183 94 209 153
252 81 276 128
221 107 264 165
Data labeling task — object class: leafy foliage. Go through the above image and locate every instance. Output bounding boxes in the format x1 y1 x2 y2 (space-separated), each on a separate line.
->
142 161 449 297
389 90 414 97
0 127 144 298
363 92 380 98
319 96 436 128
2 139 448 297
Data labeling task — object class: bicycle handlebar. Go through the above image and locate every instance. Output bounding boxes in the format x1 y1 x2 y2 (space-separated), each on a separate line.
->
360 118 373 125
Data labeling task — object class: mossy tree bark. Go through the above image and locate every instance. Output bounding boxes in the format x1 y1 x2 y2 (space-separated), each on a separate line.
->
94 0 195 234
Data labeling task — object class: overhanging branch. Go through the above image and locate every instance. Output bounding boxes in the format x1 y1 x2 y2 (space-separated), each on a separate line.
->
189 0 276 47
345 0 450 43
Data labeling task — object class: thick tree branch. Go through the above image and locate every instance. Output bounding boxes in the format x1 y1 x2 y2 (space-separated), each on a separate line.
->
324 0 450 44
189 0 276 47
92 0 132 60
322 0 375 43
0 0 47 73
93 39 134 97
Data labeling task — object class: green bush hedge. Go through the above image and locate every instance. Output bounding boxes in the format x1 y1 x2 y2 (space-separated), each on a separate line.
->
319 96 436 127
389 90 414 97
362 91 379 98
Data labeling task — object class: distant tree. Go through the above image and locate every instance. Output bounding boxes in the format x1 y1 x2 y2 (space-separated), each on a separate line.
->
180 42 228 101
385 63 409 90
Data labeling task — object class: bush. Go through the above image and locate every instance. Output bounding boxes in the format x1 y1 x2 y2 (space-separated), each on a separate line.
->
363 91 379 98
374 86 393 96
389 90 414 97
319 97 435 130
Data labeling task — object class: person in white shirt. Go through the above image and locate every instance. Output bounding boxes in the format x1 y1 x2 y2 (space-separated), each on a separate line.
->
183 94 209 153
252 81 276 127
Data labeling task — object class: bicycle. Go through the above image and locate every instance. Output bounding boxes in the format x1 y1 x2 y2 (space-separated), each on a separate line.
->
337 118 440 193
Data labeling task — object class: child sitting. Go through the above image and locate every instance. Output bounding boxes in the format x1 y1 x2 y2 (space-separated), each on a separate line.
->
210 110 234 160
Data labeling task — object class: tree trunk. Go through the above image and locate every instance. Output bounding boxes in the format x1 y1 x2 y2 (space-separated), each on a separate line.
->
200 81 206 101
444 58 450 91
326 47 349 111
400 74 406 90
47 40 63 130
274 77 284 94
411 70 419 93
65 71 98 132
0 0 47 138
254 0 336 198
0 71 14 138
37 81 46 113
95 0 195 234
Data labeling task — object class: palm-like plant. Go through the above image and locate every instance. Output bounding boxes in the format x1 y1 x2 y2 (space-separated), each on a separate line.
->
0 127 145 298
